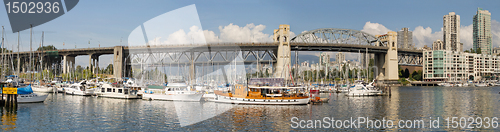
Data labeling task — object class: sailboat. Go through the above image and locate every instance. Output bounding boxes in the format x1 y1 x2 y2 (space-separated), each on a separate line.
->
3 75 48 103
17 84 49 103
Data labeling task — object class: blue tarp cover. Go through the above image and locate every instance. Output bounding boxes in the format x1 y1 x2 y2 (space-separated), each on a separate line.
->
17 85 33 94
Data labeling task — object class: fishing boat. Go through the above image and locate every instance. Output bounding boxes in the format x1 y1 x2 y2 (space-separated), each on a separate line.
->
213 78 309 105
142 77 203 101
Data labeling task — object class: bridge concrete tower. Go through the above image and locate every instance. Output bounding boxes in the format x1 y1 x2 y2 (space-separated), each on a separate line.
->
375 31 399 83
62 55 75 74
113 46 124 78
273 24 291 79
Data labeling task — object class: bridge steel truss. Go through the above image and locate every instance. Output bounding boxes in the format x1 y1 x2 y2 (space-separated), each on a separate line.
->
290 28 423 66
124 44 279 68
398 48 423 66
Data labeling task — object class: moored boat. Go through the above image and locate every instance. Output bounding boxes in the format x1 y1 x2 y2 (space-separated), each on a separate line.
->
213 78 309 105
32 84 54 93
64 81 96 96
96 83 141 99
345 81 382 96
142 78 203 101
17 85 48 103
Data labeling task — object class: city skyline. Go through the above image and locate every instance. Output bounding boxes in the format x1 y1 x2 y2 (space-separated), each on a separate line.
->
0 1 499 67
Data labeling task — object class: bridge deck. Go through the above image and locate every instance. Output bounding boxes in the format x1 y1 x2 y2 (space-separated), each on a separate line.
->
0 43 423 57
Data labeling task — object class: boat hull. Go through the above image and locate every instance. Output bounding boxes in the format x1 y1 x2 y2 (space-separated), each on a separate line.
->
345 90 382 96
475 84 488 87
65 89 95 96
32 86 54 93
212 95 309 105
142 93 203 101
202 93 216 98
97 93 141 99
17 93 48 103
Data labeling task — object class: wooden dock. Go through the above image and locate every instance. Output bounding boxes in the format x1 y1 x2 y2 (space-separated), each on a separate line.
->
0 83 18 108
410 81 440 86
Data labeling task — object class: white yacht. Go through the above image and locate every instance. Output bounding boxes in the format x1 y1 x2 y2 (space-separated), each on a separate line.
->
336 84 350 93
64 81 96 96
57 83 71 93
474 83 488 87
32 84 54 93
142 82 203 101
345 81 382 96
96 83 141 99
202 88 216 99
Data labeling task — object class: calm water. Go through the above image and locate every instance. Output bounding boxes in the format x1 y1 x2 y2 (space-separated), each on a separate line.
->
1 86 499 131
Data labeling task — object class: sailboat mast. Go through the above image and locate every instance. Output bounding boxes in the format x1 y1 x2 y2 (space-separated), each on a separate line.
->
1 26 4 80
17 32 20 76
41 31 44 80
30 24 32 82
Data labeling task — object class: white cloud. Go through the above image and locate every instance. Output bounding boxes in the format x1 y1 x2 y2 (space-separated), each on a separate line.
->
218 23 271 42
412 26 442 48
361 21 392 36
161 23 296 44
492 20 500 48
460 24 473 50
359 21 490 51
161 25 207 45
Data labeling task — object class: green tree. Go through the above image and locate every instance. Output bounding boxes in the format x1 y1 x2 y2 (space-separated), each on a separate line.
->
104 64 113 74
0 48 12 53
404 68 410 78
37 45 61 74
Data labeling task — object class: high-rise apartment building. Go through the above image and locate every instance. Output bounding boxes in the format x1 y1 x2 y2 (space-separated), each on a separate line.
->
473 7 492 55
397 28 413 49
319 52 330 66
443 12 461 52
335 52 345 64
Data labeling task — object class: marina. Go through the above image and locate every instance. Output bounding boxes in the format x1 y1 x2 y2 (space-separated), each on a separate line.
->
0 1 499 131
0 86 497 131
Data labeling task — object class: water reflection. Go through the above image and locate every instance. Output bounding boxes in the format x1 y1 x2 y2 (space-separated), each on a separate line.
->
0 87 499 131
1 106 17 130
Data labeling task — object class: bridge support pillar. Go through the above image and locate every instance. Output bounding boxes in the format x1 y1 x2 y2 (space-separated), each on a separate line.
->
189 51 195 84
113 46 124 79
88 54 100 76
375 31 399 84
63 55 75 74
273 24 291 79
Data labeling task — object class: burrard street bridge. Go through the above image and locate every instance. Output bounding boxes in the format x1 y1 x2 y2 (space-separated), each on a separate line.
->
1 25 423 83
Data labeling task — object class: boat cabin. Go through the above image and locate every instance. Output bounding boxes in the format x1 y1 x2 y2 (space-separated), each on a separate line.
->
216 78 307 99
100 84 138 95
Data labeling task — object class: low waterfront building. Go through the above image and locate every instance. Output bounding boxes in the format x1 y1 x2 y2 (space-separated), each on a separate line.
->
423 50 500 81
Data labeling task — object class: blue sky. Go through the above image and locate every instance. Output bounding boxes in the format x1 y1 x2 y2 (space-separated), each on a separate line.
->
0 0 499 66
